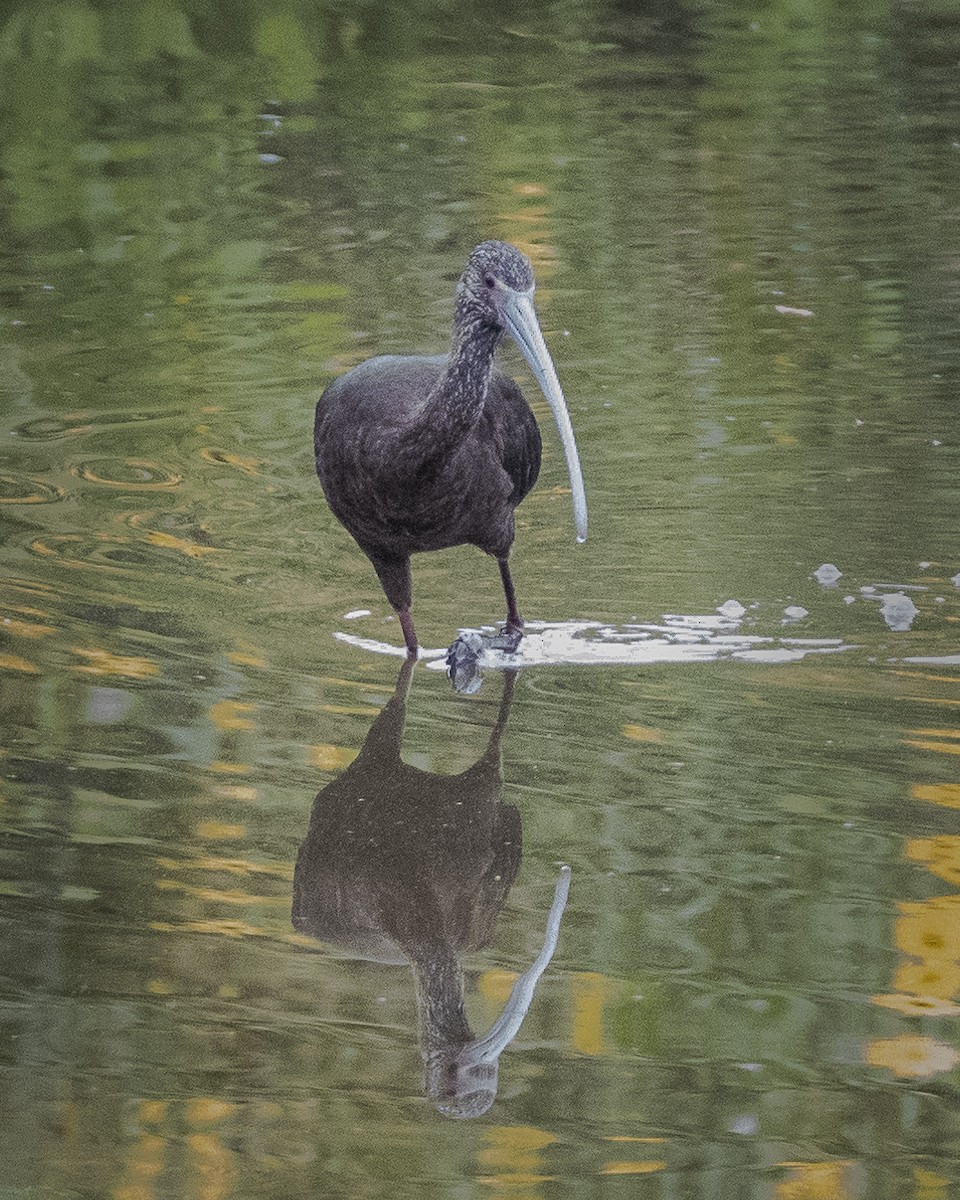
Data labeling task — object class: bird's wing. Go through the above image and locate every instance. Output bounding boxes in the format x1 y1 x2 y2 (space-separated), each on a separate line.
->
488 370 542 505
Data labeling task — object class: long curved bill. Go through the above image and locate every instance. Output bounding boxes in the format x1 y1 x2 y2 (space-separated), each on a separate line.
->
468 865 571 1062
503 292 588 543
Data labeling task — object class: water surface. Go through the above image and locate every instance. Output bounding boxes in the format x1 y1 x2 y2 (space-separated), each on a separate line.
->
1 2 959 1197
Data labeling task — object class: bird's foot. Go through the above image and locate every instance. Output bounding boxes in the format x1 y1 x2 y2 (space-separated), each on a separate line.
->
486 623 524 654
446 624 524 694
446 631 485 694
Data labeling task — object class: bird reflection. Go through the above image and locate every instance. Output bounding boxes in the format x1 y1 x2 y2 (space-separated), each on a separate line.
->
292 659 570 1118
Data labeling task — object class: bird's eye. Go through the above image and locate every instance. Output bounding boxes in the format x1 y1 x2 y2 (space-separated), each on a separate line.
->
483 274 496 289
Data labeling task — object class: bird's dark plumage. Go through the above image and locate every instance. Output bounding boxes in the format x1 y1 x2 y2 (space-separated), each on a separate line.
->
314 240 586 656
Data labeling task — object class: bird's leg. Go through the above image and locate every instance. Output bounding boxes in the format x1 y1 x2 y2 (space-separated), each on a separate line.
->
498 559 523 632
369 552 418 657
397 607 419 658
494 559 524 652
447 563 522 692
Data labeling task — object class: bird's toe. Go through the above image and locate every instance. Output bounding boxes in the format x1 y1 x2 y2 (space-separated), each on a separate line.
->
487 625 524 654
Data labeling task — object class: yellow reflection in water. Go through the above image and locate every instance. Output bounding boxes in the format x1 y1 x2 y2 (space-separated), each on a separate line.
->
107 1097 240 1200
896 896 960 964
307 743 358 770
479 968 517 1008
571 972 615 1056
894 960 960 1001
912 782 960 811
478 1125 557 1195
912 783 960 809
112 1100 168 1200
112 1132 165 1200
156 854 293 881
868 734 960 1078
195 820 246 840
1 615 55 637
225 642 268 668
144 531 218 559
915 1168 951 1199
865 1035 960 1079
209 761 252 775
210 784 258 802
906 836 960 887
871 992 960 1018
185 1099 236 1200
199 447 261 476
775 1161 855 1200
902 728 960 756
873 887 960 1018
74 458 182 489
0 652 39 673
319 702 381 717
621 724 664 744
600 1160 666 1175
72 647 160 678
209 700 255 731
156 879 288 907
186 1099 237 1125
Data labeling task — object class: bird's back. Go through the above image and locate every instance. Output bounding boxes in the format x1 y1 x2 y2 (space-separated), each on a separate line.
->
317 355 446 429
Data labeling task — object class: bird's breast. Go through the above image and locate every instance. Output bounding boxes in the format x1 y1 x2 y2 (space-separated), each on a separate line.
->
315 355 539 557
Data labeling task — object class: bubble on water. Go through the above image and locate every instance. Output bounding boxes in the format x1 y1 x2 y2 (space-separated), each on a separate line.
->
952 573 960 588
717 599 746 619
879 592 920 632
844 595 856 605
85 686 135 725
782 606 808 623
728 1114 759 1136
814 563 842 586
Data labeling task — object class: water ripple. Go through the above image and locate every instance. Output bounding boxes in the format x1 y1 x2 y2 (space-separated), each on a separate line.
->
13 416 93 441
72 458 182 490
29 533 155 572
0 474 66 504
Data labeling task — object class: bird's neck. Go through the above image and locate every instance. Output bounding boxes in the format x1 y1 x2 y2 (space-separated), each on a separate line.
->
427 303 504 441
394 297 502 471
413 946 472 1050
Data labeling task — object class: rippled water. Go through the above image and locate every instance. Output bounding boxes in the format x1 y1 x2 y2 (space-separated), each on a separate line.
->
2 2 959 1197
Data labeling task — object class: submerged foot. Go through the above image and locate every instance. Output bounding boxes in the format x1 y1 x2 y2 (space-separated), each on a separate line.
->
446 631 485 694
446 625 524 694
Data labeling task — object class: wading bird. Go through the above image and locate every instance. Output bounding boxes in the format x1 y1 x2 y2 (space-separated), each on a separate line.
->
314 240 587 656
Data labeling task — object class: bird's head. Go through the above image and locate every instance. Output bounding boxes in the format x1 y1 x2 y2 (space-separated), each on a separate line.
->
457 240 588 543
459 240 536 323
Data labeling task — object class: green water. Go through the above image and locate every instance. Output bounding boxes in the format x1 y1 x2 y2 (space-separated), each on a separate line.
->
2 2 959 1197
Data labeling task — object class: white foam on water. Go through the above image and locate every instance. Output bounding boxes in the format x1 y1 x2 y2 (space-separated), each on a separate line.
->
334 604 954 673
